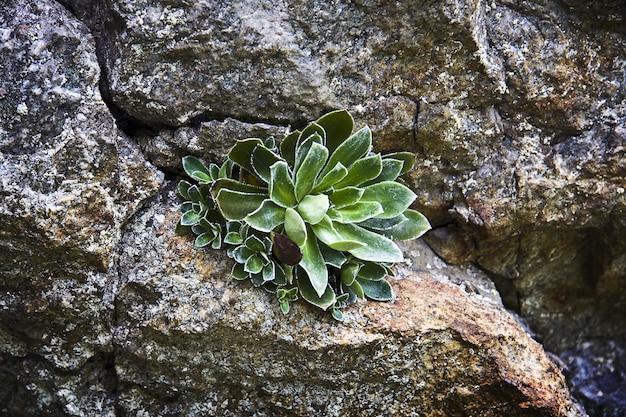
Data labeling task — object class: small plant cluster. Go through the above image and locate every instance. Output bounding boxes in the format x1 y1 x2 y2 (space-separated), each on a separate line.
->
176 110 430 320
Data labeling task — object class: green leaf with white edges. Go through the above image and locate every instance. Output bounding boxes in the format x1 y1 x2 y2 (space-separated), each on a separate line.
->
215 189 267 220
251 144 282 184
269 161 296 208
328 187 364 209
244 254 264 274
311 162 348 194
316 109 354 154
360 181 416 219
294 141 328 201
333 222 404 263
334 154 382 189
245 199 286 232
180 210 201 226
362 158 404 186
182 156 213 183
298 274 335 310
228 138 263 174
320 126 372 178
310 215 365 251
284 207 307 247
384 151 415 175
299 227 328 297
358 277 393 301
328 201 383 224
297 194 329 225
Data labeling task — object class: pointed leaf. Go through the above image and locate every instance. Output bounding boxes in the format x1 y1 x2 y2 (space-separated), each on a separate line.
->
215 189 267 220
280 130 300 168
299 227 328 297
334 222 404 263
362 158 404 186
311 162 348 194
244 254 264 274
310 215 366 251
195 231 217 248
328 201 383 223
358 278 393 301
321 126 372 177
298 277 336 311
316 110 354 154
180 210 201 226
284 207 307 247
232 263 249 280
294 134 324 174
384 151 415 175
269 161 296 208
328 187 364 209
224 231 243 245
251 144 282 184
294 140 328 201
297 194 329 225
228 138 263 174
182 156 213 183
334 154 382 188
319 242 347 268
298 122 326 145
360 181 416 219
245 199 286 232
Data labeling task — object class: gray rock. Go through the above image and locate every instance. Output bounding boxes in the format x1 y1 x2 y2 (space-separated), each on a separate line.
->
0 0 161 415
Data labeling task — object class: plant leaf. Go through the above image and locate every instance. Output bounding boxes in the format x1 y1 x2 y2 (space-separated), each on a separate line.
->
294 140 329 201
362 158 404 186
384 151 415 175
334 154 382 189
228 138 263 174
298 122 326 145
182 156 213 183
269 161 296 208
178 180 193 200
244 254 264 274
311 162 348 194
316 109 354 154
180 210 201 226
251 144 282 184
320 126 372 178
211 178 267 197
310 215 366 251
319 242 347 268
357 262 388 281
358 277 393 301
284 207 307 247
328 187 364 209
333 222 404 263
195 232 216 248
245 199 286 232
362 209 431 240
280 130 300 168
215 189 267 220
299 227 328 297
297 274 335 310
297 194 329 225
328 201 383 223
360 181 416 219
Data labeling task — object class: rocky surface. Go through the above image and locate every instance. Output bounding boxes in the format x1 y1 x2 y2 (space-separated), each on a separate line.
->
1 0 625 415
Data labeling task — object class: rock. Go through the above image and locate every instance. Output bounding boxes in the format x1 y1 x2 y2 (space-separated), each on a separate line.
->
0 0 161 414
112 185 583 416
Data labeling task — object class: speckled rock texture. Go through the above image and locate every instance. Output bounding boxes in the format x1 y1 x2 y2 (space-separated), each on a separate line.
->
1 0 624 415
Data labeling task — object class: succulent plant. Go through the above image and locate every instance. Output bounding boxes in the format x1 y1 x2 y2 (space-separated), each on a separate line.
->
177 110 430 319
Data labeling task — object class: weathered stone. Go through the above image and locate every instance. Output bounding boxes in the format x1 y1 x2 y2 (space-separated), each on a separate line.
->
112 186 583 417
0 0 161 414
